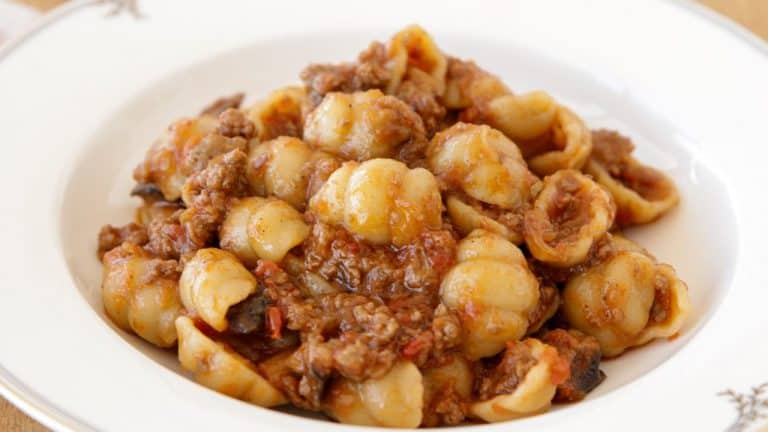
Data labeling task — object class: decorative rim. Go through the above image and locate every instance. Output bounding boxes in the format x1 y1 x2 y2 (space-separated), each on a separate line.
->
0 1 765 431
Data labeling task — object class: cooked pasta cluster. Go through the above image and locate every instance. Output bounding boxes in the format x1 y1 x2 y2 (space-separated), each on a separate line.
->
97 26 689 427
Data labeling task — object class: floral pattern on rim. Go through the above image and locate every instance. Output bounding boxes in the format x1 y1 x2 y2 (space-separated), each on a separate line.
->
719 383 768 432
99 0 143 18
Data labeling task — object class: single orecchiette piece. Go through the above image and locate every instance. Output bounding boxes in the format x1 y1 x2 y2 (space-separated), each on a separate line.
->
175 316 287 407
524 170 615 267
458 88 592 176
428 123 540 242
512 104 593 176
386 25 447 95
440 230 540 360
324 361 424 428
245 86 307 141
308 159 442 246
133 115 250 202
220 196 309 265
429 123 539 211
179 248 258 332
471 339 569 422
133 116 218 201
562 236 691 356
303 90 426 161
585 129 680 226
483 91 558 142
101 242 182 347
246 136 339 210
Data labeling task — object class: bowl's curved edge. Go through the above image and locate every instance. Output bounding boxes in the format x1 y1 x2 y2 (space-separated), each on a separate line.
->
669 0 768 56
0 0 95 62
0 363 94 432
0 1 765 431
0 3 105 430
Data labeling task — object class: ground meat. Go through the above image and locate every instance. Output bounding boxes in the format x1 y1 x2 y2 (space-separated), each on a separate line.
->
355 42 392 89
396 69 446 137
292 294 399 381
302 223 456 299
300 63 358 107
540 329 605 402
180 149 249 248
300 42 391 108
422 382 468 427
475 341 539 400
445 57 508 108
387 297 462 367
97 223 148 258
217 108 255 139
142 257 181 281
590 129 634 176
650 272 672 325
199 92 244 117
179 133 248 177
255 261 400 382
144 211 191 260
251 258 463 408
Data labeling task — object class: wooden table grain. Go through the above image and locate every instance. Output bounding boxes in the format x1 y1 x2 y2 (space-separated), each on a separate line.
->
2 0 767 430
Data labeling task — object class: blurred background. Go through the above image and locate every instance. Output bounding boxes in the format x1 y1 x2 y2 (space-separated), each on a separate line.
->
0 0 766 430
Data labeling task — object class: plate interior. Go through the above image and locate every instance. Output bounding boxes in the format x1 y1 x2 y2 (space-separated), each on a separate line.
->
58 32 739 420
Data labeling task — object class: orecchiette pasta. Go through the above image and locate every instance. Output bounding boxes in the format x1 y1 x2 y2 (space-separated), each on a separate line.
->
440 230 540 360
324 361 424 428
471 339 568 422
585 129 680 226
175 316 287 407
303 90 426 161
246 86 307 141
386 25 447 95
453 82 592 177
219 196 309 265
246 136 339 210
429 123 539 211
179 248 258 332
101 242 182 347
308 158 442 246
562 236 691 356
524 169 615 267
428 123 541 242
133 116 220 201
98 25 690 428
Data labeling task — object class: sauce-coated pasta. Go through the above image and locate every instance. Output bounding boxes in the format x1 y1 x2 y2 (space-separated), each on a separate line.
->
96 25 688 428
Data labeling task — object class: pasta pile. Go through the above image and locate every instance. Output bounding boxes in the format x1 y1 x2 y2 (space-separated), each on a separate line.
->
97 26 689 427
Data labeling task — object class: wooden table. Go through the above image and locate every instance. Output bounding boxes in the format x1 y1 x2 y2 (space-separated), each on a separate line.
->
2 0 767 430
